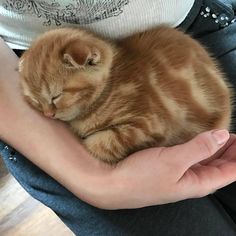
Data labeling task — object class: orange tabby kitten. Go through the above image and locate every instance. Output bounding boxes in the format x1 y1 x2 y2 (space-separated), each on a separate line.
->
19 26 232 163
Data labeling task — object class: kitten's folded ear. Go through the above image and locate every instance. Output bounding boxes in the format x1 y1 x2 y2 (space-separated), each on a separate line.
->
63 41 101 68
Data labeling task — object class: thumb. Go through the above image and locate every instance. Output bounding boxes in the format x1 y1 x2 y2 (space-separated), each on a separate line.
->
160 129 230 169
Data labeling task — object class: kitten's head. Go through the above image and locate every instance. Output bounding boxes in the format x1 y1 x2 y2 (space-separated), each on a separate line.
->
19 28 114 121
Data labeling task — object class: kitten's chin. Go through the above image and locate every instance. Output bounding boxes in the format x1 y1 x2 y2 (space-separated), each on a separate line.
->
56 117 72 121
55 111 80 121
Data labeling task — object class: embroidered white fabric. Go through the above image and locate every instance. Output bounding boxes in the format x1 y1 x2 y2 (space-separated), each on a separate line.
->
0 0 195 49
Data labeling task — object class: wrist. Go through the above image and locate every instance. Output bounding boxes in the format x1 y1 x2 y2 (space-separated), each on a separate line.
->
75 161 126 209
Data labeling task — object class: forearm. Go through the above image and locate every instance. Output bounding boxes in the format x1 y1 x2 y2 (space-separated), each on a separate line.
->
0 37 117 207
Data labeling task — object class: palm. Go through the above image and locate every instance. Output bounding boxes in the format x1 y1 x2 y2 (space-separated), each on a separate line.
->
179 134 236 195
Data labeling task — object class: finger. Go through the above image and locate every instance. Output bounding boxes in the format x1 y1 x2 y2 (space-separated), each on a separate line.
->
200 134 236 165
177 159 236 199
159 130 230 170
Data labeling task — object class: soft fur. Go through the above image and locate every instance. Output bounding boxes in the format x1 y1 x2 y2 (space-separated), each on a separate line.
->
19 26 233 163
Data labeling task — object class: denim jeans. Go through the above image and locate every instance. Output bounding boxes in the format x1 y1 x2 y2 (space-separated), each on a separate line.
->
1 142 236 236
2 0 236 235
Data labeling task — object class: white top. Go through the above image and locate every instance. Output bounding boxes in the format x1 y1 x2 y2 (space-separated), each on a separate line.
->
0 0 195 49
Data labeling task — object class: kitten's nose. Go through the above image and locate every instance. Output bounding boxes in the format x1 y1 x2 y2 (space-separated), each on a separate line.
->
44 111 55 118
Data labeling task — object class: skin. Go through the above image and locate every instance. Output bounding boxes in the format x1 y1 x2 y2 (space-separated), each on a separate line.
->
1 37 236 209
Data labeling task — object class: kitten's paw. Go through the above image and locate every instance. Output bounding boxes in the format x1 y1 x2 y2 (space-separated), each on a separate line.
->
83 131 125 164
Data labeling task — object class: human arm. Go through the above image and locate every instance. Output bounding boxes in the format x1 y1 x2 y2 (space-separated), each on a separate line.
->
1 37 236 209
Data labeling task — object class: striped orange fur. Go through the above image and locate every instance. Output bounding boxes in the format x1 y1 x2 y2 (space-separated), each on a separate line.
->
19 26 233 163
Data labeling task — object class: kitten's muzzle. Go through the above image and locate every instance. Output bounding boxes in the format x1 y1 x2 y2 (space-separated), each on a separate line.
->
44 111 55 118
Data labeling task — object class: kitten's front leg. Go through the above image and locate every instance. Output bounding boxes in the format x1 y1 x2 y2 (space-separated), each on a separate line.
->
83 124 163 163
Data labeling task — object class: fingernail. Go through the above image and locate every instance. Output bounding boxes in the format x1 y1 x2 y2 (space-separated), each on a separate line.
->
212 129 229 145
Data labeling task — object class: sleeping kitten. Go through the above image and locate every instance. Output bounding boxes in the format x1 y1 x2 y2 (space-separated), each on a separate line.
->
19 26 232 163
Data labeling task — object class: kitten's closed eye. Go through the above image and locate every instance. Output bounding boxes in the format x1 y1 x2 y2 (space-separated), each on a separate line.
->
52 94 62 103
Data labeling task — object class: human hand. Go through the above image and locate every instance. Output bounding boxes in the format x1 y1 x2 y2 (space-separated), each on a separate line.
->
93 130 236 209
